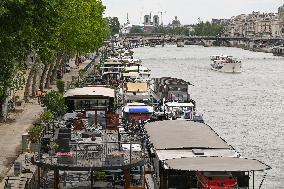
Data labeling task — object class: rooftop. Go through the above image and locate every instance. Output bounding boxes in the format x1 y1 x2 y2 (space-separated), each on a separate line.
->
165 102 194 107
145 120 230 150
125 82 149 92
64 87 115 98
165 157 271 172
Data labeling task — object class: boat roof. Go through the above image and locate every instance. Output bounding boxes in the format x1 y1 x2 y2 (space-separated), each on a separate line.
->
124 66 150 71
164 157 271 172
104 61 122 65
165 102 194 107
126 102 147 106
122 73 140 77
123 105 154 113
211 55 233 58
156 149 239 161
125 82 148 92
153 77 192 86
145 120 230 150
64 87 115 98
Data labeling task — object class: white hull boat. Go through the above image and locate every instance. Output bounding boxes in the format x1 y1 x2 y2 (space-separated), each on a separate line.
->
210 55 242 73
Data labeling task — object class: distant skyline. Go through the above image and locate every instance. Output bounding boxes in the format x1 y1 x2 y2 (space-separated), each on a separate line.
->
102 0 284 25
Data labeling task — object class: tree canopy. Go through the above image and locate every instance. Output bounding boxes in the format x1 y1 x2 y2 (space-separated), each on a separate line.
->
105 17 120 36
0 0 108 120
130 25 143 33
193 21 223 36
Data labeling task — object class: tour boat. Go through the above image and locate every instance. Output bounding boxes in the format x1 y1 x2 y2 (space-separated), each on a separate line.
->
210 55 242 73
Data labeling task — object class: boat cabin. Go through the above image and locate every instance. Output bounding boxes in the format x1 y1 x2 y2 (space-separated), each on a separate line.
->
152 77 192 102
145 121 270 189
64 87 115 113
122 65 151 82
100 60 124 80
124 82 150 102
165 102 195 120
122 103 154 122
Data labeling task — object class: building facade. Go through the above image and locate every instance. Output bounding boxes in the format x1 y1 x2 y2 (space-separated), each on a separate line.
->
223 4 284 37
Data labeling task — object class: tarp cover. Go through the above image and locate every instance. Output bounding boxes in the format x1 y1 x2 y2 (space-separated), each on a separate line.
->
145 120 230 150
129 107 149 113
165 157 271 171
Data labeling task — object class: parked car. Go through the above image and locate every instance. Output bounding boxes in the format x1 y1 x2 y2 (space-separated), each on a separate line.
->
196 171 238 189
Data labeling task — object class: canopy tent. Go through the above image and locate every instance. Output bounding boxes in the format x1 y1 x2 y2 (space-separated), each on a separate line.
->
129 107 150 113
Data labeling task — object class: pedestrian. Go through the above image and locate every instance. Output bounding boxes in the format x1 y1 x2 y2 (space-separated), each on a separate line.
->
36 89 43 104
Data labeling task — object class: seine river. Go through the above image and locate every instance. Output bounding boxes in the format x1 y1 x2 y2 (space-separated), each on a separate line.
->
133 45 284 189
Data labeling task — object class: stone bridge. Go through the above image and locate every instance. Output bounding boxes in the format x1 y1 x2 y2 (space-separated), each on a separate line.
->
113 33 284 48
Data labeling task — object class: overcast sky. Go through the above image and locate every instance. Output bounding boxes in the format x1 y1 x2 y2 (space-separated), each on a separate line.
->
102 0 284 25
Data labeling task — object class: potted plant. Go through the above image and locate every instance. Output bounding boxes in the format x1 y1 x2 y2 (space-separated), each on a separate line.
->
48 141 59 156
93 171 107 187
29 125 43 152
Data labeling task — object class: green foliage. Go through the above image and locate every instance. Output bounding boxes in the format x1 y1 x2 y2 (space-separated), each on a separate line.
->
48 141 59 150
40 111 54 123
56 80 65 94
79 70 87 79
281 27 284 33
29 125 43 143
130 25 143 33
0 0 32 112
0 0 108 119
105 17 120 36
42 91 67 118
193 21 223 36
93 172 107 181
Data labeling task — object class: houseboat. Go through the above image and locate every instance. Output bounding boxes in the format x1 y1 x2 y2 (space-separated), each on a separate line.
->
123 65 151 82
151 77 192 102
145 120 271 189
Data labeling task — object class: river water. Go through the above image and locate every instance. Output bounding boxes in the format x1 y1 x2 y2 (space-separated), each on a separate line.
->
133 45 284 189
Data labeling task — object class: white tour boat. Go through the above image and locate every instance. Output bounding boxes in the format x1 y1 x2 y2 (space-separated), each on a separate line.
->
210 55 242 73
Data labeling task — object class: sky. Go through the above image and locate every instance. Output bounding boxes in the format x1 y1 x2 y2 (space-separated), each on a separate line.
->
102 0 284 25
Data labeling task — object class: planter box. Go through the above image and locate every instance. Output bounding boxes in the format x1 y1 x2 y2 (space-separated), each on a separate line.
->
30 143 40 152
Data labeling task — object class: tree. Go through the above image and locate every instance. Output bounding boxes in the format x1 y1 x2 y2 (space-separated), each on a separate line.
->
56 80 65 94
193 21 223 36
0 0 34 120
130 25 143 33
105 17 120 36
0 0 108 120
42 91 67 118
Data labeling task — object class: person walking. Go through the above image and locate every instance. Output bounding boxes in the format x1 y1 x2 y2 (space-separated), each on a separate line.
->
36 89 43 104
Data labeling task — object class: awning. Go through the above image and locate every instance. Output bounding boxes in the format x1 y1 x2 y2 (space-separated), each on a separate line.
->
129 107 150 113
122 73 139 77
64 87 115 98
165 157 271 172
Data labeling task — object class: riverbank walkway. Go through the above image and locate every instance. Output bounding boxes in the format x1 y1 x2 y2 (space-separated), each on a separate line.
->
0 58 94 187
